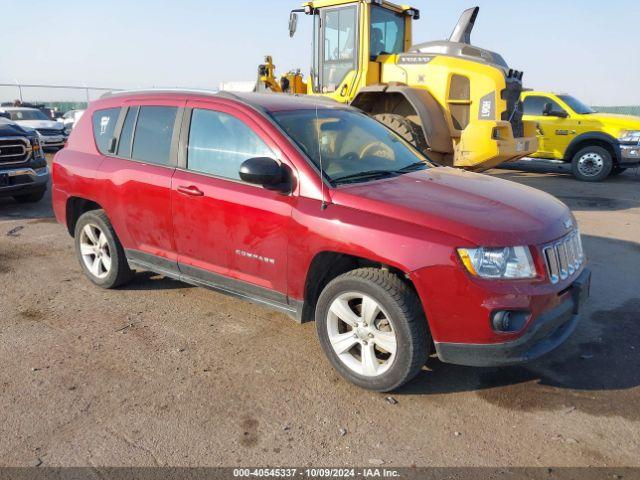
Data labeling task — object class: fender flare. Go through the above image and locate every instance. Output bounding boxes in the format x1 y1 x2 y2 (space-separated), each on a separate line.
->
565 131 621 163
350 84 453 154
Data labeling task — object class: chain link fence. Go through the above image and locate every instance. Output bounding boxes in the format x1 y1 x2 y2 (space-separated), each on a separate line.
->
0 83 124 112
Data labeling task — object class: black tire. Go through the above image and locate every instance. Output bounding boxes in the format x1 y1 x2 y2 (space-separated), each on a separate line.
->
13 187 47 204
610 166 627 176
373 113 429 154
74 209 133 289
315 268 429 392
570 146 613 182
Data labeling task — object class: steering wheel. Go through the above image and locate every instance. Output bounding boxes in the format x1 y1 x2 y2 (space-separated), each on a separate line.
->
359 141 394 161
339 152 360 165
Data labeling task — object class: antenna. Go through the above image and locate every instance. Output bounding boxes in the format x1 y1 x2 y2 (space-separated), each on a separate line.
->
315 102 328 210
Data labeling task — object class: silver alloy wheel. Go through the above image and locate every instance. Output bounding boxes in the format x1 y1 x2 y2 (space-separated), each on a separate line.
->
79 223 112 279
326 292 397 377
577 152 605 177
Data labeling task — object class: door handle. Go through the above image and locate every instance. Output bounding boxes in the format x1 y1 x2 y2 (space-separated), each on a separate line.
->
177 185 204 197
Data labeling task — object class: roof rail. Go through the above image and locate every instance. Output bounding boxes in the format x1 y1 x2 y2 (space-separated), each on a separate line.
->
100 88 221 100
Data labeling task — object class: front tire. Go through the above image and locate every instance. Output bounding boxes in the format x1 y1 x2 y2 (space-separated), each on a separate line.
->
571 146 613 182
316 268 429 392
74 210 133 289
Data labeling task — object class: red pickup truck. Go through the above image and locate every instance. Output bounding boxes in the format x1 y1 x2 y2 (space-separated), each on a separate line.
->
52 90 591 391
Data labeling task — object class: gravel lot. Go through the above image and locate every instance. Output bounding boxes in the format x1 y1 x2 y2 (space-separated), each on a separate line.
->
1 158 639 468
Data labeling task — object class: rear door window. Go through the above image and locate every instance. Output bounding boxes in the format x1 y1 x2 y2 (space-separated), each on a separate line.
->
92 108 121 154
131 106 178 166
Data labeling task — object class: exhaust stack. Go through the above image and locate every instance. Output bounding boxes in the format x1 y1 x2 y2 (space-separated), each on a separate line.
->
449 7 479 45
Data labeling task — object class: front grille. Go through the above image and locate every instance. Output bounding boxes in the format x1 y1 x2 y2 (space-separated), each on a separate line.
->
543 231 585 284
501 75 524 138
0 136 31 165
36 128 64 136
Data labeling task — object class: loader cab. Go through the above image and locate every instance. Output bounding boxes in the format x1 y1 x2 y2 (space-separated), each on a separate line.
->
295 0 417 101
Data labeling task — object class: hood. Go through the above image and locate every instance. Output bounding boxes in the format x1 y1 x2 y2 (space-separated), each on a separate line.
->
0 118 32 136
331 167 573 247
15 119 64 130
584 112 640 130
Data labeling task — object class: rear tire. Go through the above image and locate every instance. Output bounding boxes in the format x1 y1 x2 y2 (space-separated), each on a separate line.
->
570 146 613 182
74 210 133 289
315 268 429 392
13 187 46 204
373 113 429 154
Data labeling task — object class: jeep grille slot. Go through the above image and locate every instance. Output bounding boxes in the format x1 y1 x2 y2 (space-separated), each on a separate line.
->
0 136 31 165
543 231 585 284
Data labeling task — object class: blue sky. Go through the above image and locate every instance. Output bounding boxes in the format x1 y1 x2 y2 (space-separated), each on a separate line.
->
0 0 638 105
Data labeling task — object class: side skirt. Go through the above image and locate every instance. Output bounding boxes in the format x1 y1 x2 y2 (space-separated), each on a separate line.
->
125 250 304 323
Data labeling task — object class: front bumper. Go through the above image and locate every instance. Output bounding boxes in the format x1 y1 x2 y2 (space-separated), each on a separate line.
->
0 165 50 197
434 269 591 367
39 136 67 148
619 144 640 167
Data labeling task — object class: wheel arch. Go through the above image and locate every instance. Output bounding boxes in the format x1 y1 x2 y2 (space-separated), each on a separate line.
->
565 132 620 165
300 251 419 324
65 197 104 237
351 85 453 155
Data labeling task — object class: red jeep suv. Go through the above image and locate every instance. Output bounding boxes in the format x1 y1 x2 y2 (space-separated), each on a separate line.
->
52 90 591 391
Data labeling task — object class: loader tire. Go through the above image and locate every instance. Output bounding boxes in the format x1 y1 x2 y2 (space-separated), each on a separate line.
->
373 113 429 154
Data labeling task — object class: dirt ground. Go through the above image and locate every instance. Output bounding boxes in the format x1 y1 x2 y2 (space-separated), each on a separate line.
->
0 158 639 468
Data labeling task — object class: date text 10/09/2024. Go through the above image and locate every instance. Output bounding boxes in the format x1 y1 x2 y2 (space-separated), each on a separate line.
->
233 468 401 478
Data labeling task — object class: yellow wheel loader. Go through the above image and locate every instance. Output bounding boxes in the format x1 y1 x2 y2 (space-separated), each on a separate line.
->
256 1 537 170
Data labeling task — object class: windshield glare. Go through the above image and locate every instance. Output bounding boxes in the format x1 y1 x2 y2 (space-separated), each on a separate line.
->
272 109 431 184
9 109 49 121
558 95 596 115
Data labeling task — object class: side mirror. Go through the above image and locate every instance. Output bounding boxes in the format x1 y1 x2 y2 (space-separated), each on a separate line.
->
239 157 285 188
289 12 298 38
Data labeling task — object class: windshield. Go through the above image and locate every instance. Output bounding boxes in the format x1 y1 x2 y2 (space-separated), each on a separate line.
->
558 95 596 115
271 108 431 185
9 109 49 121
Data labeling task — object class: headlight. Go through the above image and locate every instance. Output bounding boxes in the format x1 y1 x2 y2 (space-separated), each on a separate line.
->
31 137 46 159
619 130 640 143
458 246 536 279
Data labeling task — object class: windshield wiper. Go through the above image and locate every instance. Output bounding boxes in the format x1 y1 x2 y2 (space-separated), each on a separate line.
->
332 170 398 185
395 162 428 173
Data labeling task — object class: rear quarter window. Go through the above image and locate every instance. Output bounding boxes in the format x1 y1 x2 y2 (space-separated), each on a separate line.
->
92 108 121 154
